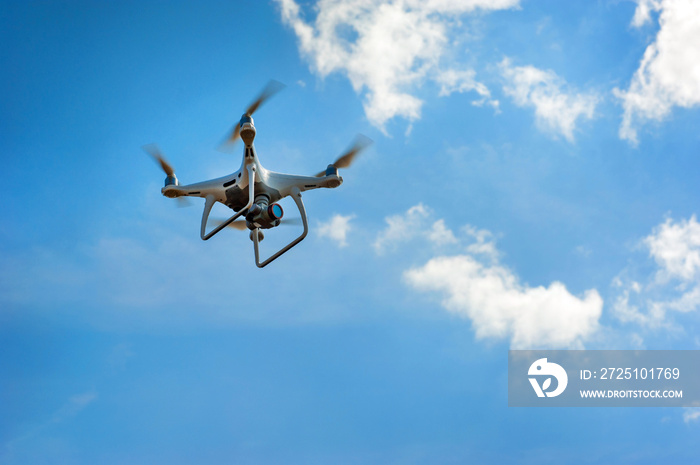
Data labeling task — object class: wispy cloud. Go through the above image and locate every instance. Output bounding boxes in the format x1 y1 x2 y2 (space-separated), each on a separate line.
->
500 58 598 142
3 391 98 455
373 204 458 254
0 212 376 326
613 215 700 329
317 213 356 247
0 231 248 317
275 0 517 130
52 392 98 422
684 407 700 424
615 0 700 145
436 68 499 109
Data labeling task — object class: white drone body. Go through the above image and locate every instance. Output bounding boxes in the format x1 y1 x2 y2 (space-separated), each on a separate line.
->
145 82 369 268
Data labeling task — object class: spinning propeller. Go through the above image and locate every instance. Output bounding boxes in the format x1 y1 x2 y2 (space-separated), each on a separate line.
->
221 80 286 148
143 143 190 206
213 217 302 230
314 134 372 177
143 143 175 179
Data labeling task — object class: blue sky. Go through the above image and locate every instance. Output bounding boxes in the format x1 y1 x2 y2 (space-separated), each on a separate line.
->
2 0 700 463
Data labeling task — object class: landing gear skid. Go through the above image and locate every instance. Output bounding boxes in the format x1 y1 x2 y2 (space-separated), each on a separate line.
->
252 187 308 268
200 165 257 241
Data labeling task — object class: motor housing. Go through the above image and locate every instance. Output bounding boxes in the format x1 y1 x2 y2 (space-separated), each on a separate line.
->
164 174 179 187
240 115 256 145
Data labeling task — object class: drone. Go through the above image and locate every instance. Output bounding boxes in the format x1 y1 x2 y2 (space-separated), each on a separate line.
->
144 81 370 268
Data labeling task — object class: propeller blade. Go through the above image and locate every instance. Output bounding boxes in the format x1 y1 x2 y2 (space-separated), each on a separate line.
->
212 217 302 230
334 134 372 169
280 218 302 226
212 218 249 230
219 80 285 151
220 122 241 148
245 80 285 116
143 143 175 176
176 197 192 208
315 134 372 177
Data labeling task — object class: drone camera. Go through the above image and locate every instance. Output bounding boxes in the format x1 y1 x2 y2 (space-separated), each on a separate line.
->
245 199 284 229
268 203 283 220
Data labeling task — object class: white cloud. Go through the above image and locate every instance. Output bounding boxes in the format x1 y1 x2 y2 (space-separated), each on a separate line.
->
436 68 499 109
373 204 458 254
631 0 662 27
684 407 700 423
428 219 459 246
500 58 598 142
645 215 700 282
612 278 660 327
614 280 700 329
463 225 499 259
373 203 429 253
317 213 356 247
613 215 700 328
275 0 517 130
380 204 603 348
615 0 700 145
405 252 602 350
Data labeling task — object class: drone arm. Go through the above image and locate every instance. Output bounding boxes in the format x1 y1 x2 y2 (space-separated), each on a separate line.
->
253 186 308 268
200 165 257 241
263 171 343 196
